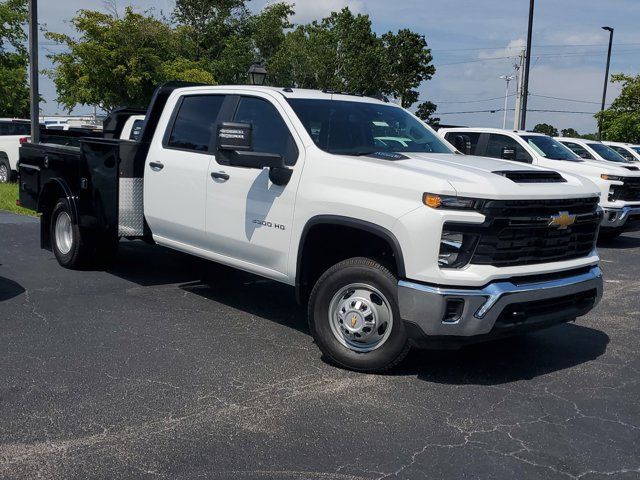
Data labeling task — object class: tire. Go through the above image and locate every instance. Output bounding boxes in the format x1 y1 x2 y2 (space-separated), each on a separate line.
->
50 198 94 268
0 157 10 183
308 257 410 373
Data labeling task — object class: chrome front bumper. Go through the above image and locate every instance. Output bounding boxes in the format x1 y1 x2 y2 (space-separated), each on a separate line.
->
398 266 603 339
601 206 640 229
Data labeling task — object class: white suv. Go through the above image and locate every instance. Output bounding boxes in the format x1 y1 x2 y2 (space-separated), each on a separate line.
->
438 128 640 239
602 141 640 162
555 137 631 164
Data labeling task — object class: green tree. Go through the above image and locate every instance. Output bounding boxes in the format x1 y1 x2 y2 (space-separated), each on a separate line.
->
267 7 435 107
46 7 215 111
0 0 30 118
381 29 435 108
560 127 579 137
597 73 640 143
533 123 558 137
415 100 439 126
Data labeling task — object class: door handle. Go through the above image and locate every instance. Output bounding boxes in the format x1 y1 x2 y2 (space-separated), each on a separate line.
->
211 171 230 181
149 161 164 171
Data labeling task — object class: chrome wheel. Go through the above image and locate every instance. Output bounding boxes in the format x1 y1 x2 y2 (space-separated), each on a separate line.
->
0 164 8 183
54 211 73 255
328 283 394 353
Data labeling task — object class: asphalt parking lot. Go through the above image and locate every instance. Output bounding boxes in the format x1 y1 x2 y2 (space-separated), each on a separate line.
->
1 211 639 479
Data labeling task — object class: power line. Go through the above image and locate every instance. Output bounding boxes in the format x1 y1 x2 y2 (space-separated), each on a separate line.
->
439 108 596 115
433 94 516 104
431 42 640 53
529 94 601 105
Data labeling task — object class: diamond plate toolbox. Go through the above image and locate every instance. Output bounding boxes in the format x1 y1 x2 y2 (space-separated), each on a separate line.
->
118 177 144 236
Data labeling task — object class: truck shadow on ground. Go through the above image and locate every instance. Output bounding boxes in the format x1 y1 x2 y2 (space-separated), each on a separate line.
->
0 274 25 302
394 324 609 385
598 233 640 249
107 241 609 385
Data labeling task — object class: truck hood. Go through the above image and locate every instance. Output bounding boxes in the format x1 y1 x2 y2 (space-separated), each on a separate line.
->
372 152 599 199
544 157 640 179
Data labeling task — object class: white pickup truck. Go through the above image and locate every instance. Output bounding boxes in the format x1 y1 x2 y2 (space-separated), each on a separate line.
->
0 118 31 183
18 84 603 372
439 128 640 240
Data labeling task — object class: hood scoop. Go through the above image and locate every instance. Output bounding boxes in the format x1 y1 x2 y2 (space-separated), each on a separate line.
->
623 166 639 171
492 170 567 183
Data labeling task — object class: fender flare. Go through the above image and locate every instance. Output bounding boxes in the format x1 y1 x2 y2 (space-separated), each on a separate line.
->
295 215 406 302
38 177 80 224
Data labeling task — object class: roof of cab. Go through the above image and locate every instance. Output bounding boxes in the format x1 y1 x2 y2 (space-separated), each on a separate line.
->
173 85 390 105
438 127 547 136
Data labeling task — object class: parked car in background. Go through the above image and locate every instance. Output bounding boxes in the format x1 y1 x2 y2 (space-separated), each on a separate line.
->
120 115 145 141
438 128 640 240
602 141 640 162
17 84 604 372
555 137 631 164
0 119 31 183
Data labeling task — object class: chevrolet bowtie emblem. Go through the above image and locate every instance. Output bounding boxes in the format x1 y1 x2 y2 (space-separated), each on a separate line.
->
351 315 358 328
549 211 576 229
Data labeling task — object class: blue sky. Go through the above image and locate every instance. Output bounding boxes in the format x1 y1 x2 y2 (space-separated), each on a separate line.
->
37 0 640 134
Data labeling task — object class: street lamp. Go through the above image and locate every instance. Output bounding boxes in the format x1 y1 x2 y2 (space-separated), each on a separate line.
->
599 26 614 140
247 63 267 86
499 74 515 129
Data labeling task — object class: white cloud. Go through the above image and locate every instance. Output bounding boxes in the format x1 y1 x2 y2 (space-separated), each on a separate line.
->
478 38 526 60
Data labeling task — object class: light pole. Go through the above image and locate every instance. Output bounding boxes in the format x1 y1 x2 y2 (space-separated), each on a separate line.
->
520 0 534 130
598 26 614 140
28 0 39 143
500 74 515 129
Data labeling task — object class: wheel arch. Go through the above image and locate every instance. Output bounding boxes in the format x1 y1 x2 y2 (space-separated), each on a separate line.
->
295 215 406 304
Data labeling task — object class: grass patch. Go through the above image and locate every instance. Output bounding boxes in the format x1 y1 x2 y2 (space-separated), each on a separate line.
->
0 182 37 216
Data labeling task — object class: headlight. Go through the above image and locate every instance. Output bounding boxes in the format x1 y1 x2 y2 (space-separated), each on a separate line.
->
438 230 479 269
423 193 484 210
601 174 623 181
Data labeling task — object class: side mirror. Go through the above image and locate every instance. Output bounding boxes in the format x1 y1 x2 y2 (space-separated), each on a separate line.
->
501 146 517 161
453 135 471 155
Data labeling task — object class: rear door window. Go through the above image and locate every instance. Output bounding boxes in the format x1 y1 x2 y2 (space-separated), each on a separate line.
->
561 142 593 159
166 95 226 152
444 132 481 154
486 134 532 163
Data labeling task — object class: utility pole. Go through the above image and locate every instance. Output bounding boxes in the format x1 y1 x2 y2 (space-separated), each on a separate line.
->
499 74 515 129
520 0 534 131
513 51 525 130
598 26 614 140
28 0 39 143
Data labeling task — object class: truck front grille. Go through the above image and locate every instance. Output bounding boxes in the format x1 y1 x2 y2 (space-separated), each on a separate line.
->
446 197 601 268
609 177 640 202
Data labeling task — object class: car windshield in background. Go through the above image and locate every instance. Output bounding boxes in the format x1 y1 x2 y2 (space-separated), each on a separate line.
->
287 99 452 156
587 142 629 162
522 135 581 161
632 146 640 154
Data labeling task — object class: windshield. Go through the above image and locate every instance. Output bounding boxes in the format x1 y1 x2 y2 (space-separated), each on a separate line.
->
287 99 453 155
586 142 629 162
521 135 582 161
631 146 640 155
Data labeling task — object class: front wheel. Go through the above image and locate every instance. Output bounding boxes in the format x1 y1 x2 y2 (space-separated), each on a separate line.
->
308 257 410 373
